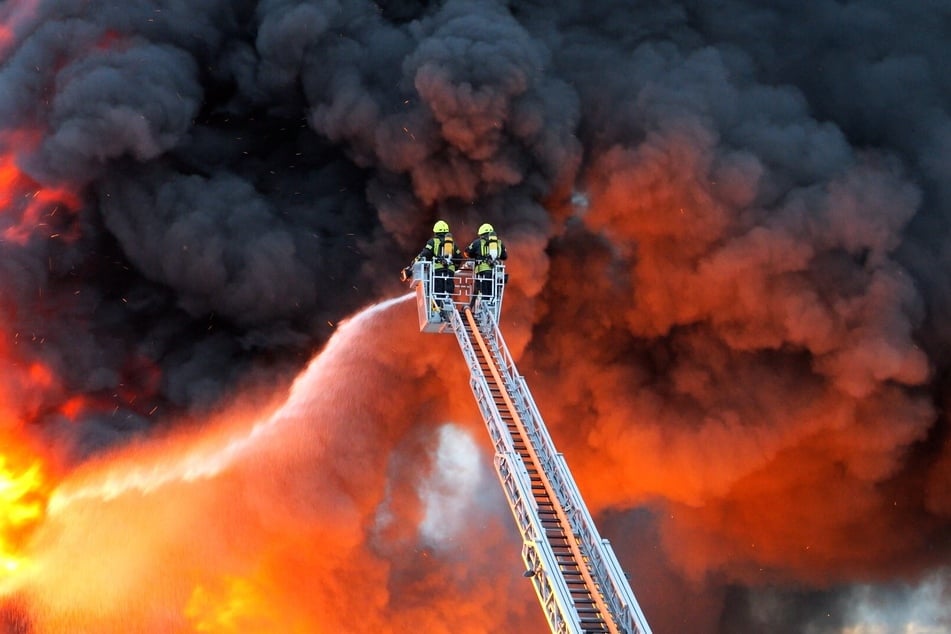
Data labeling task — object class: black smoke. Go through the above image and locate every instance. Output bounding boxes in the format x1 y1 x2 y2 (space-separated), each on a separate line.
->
1 0 949 631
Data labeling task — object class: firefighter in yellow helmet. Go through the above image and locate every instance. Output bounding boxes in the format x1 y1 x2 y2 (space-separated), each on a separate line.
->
465 223 507 309
411 220 462 316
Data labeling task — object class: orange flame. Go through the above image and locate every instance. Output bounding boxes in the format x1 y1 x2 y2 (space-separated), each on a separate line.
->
0 362 55 585
0 0 40 61
0 449 48 580
1 2 97 245
185 576 311 634
0 150 82 245
0 310 58 589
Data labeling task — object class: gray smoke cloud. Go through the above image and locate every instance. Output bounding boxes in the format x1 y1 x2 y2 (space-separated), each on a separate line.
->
1 0 950 631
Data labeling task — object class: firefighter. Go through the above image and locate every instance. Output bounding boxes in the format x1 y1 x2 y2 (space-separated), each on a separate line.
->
465 223 507 309
412 220 463 316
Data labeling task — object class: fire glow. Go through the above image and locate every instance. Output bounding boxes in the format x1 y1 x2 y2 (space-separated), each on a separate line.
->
0 352 55 590
0 0 949 630
0 148 81 245
0 348 333 632
0 0 39 60
0 295 542 633
185 575 310 634
0 452 46 579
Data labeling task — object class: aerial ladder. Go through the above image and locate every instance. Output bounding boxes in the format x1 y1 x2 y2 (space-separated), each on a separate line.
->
408 260 652 634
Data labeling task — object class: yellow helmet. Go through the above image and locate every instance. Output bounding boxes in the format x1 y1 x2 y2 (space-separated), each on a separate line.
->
433 220 449 233
478 223 494 235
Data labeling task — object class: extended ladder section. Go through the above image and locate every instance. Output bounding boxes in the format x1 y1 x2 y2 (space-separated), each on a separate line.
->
409 261 651 634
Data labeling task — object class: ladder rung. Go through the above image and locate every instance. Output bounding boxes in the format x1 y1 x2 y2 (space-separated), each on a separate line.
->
459 304 651 634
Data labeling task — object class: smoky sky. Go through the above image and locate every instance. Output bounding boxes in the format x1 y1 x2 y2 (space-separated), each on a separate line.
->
1 0 950 631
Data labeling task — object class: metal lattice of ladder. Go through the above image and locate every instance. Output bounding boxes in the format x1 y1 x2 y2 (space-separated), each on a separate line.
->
408 261 652 634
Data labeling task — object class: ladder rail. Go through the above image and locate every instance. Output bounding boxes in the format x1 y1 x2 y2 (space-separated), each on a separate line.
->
513 374 652 634
451 307 589 633
412 267 653 634
473 310 653 634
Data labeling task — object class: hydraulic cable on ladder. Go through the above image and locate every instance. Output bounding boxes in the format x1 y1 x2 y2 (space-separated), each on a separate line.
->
409 261 652 634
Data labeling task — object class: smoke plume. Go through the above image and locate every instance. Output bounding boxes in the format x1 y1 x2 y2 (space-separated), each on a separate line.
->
1 0 950 631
